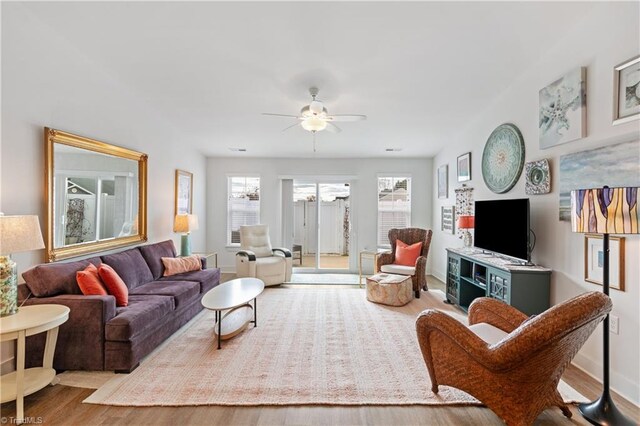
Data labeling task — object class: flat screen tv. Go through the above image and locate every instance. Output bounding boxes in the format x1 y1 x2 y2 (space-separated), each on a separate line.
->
474 198 530 262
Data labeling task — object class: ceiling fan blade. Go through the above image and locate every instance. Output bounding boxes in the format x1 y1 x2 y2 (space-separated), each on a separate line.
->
326 122 342 133
328 114 367 122
262 113 300 118
281 122 301 132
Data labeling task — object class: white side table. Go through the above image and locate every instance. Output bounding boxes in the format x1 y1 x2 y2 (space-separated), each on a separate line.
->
0 304 69 423
193 252 218 268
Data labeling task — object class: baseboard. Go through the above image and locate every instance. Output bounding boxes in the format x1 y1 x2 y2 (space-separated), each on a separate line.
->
573 352 639 406
431 269 446 285
1 356 15 375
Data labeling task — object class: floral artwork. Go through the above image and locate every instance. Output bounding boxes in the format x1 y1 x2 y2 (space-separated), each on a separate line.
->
454 186 473 239
539 67 586 149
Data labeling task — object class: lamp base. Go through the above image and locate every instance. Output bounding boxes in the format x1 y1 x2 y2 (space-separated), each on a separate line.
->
0 255 18 317
578 392 634 426
462 230 472 247
180 234 192 257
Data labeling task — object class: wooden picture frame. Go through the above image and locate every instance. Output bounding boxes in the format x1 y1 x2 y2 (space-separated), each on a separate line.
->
584 234 625 291
175 169 193 215
613 55 640 125
457 152 471 182
438 165 448 199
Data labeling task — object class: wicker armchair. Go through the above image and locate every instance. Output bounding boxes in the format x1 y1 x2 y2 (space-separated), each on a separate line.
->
376 228 433 298
415 292 612 426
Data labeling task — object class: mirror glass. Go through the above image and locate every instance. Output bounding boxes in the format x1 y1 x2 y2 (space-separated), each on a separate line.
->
46 128 147 261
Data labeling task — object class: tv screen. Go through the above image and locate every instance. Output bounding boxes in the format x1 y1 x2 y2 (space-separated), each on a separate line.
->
474 198 530 261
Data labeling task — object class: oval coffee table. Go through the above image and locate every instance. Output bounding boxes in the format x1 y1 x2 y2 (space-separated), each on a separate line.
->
201 278 265 349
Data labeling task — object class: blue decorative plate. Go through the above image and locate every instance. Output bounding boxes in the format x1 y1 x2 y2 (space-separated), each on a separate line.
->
481 123 525 194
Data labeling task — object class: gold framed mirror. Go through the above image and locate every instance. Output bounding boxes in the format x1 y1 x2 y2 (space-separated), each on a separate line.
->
45 128 147 262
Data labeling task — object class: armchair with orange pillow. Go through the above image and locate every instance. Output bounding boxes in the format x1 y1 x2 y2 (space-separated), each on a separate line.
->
375 228 433 298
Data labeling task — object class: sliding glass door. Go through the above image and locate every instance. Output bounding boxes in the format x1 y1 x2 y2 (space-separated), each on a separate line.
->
292 180 351 271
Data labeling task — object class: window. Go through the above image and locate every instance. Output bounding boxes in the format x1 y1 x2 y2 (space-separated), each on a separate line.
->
227 176 260 245
377 177 411 246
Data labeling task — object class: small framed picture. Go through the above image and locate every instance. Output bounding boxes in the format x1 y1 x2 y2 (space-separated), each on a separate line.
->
584 234 625 291
457 152 471 182
613 55 640 125
438 165 448 199
441 206 455 234
175 169 193 215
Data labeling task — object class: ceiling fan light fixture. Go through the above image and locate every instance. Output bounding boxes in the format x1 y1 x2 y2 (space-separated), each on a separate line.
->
309 100 324 115
301 117 327 132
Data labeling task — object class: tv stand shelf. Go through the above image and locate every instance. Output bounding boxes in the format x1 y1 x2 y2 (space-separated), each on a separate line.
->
446 247 551 315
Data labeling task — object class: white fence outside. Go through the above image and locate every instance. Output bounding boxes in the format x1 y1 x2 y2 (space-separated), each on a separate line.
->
293 199 348 255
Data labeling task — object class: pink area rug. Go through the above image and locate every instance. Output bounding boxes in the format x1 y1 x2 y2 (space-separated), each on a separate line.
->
85 288 585 406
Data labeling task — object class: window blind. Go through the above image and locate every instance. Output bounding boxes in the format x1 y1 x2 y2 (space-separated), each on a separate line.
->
377 177 411 246
228 177 260 245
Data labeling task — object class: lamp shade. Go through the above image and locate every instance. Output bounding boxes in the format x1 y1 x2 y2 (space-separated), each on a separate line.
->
301 117 327 132
457 215 475 230
0 215 45 255
570 187 639 234
173 214 199 233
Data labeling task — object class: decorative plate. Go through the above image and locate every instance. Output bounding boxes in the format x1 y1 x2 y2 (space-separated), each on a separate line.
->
525 159 551 195
481 123 525 193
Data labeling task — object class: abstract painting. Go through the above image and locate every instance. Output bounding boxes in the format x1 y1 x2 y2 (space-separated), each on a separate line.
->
613 55 640 125
558 140 640 221
539 67 586 149
438 165 448 199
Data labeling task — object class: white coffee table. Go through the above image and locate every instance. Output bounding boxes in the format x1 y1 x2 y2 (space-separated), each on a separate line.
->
201 278 265 349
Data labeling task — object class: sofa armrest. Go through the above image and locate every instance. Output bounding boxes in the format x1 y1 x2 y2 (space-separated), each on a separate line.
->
199 256 207 269
468 297 528 332
272 247 292 257
22 294 116 370
375 252 393 272
236 250 256 261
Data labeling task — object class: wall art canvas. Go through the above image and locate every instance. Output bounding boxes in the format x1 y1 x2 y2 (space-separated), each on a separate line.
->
175 169 193 215
454 186 473 239
441 206 455 234
613 55 640 125
558 139 640 221
457 153 471 182
438 165 448 199
539 67 586 149
525 159 551 195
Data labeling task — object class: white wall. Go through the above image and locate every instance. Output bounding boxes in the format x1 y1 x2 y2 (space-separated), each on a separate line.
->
432 3 640 403
207 157 433 271
1 4 207 371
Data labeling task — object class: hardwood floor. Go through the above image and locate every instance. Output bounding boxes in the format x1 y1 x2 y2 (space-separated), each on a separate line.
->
2 276 638 425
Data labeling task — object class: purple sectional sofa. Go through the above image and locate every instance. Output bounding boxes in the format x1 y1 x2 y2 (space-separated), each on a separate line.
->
18 240 220 373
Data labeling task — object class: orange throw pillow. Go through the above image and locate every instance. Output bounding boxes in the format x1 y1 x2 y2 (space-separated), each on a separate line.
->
394 240 423 266
98 264 129 307
76 263 108 296
162 255 202 277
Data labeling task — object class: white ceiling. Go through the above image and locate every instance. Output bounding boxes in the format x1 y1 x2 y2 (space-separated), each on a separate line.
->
12 2 595 158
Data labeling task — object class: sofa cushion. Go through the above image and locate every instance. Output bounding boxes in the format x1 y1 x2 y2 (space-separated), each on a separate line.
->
22 256 102 297
76 264 108 296
394 240 422 266
162 255 201 277
101 248 154 290
98 264 129 307
105 295 175 342
158 268 220 293
139 240 177 280
469 322 509 345
130 280 200 309
380 264 416 276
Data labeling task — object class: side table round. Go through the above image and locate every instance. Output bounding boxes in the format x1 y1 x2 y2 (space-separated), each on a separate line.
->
0 304 69 424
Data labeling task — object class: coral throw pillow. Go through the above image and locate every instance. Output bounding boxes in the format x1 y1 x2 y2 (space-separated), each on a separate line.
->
98 264 129 307
76 263 108 296
162 255 202 277
394 240 423 266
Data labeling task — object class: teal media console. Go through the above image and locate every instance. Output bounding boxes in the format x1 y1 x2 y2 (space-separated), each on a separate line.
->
446 247 551 316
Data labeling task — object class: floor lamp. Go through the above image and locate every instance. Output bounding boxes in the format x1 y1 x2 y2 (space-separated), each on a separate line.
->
570 186 637 426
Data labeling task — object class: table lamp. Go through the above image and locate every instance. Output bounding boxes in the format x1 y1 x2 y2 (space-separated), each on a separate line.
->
173 214 199 256
570 186 637 426
457 215 475 247
0 214 45 316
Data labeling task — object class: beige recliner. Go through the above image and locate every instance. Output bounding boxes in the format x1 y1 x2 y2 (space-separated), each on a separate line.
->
235 225 292 286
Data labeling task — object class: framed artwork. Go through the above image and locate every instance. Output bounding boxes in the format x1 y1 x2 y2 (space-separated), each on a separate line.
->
584 234 625 291
558 140 639 221
175 169 193 215
441 206 455 234
613 55 640 125
457 153 471 182
525 159 551 195
539 67 586 149
438 165 448 198
481 123 525 194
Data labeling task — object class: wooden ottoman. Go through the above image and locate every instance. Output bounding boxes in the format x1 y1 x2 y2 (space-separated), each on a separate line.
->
366 273 413 306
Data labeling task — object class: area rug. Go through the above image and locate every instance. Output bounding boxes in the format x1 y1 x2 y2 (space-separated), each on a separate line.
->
288 273 360 285
84 288 586 407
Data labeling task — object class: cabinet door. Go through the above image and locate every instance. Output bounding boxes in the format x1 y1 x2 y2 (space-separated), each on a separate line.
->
446 255 460 303
488 269 510 303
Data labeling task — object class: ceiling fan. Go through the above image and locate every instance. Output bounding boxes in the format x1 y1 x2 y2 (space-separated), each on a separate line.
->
262 87 367 135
